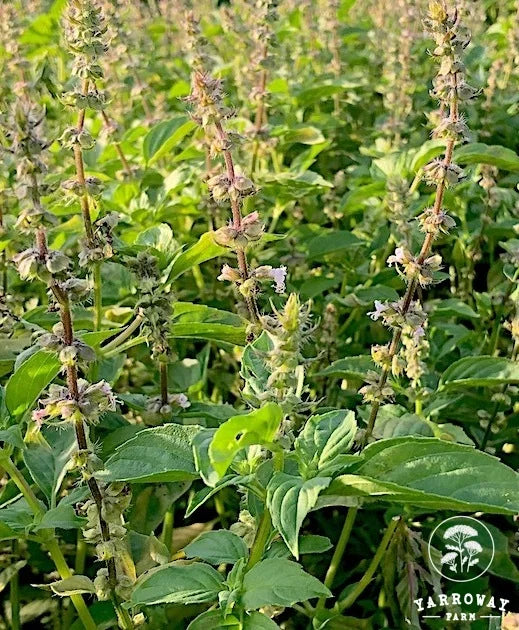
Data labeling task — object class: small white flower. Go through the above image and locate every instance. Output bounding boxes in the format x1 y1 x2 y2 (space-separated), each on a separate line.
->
217 264 241 283
270 265 287 294
171 393 190 409
254 265 287 294
368 300 387 321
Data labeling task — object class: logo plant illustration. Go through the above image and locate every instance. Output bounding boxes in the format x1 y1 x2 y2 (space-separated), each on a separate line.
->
0 1 518 629
441 524 482 575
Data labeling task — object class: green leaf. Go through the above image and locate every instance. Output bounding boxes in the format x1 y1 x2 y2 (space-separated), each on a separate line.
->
322 437 519 514
410 139 445 173
267 534 333 558
299 534 333 554
296 80 361 106
185 474 252 518
136 224 177 263
0 561 26 594
454 143 519 172
313 356 376 379
192 428 218 486
208 403 283 479
181 402 237 424
0 521 18 541
143 117 197 165
131 561 224 606
5 330 118 418
277 126 326 145
168 232 227 281
243 612 280 629
0 498 35 532
171 303 246 346
241 558 331 608
484 523 519 583
185 530 248 565
187 610 240 630
173 302 244 327
295 410 357 478
304 230 362 260
23 426 76 505
98 424 201 483
187 610 279 630
267 473 331 558
34 502 86 531
49 576 96 596
0 426 24 450
171 323 245 347
372 405 434 439
5 350 60 419
431 298 479 320
339 182 386 215
439 356 519 389
261 171 333 202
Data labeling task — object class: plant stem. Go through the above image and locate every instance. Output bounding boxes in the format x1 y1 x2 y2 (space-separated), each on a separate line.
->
337 517 399 612
159 360 168 406
246 509 272 570
161 506 174 555
316 507 358 612
73 79 94 244
1 454 43 516
365 74 459 442
41 233 132 628
480 340 519 450
75 534 87 575
337 517 400 612
250 54 268 174
10 540 20 630
93 262 102 331
1 455 97 630
213 120 260 324
0 200 6 296
45 537 97 630
103 335 146 359
101 110 132 177
101 314 143 354
488 269 519 355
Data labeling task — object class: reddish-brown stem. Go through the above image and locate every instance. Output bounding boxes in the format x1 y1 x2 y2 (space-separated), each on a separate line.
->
213 121 260 323
365 74 460 441
0 200 5 296
74 79 94 244
254 63 268 135
35 226 118 590
159 360 168 407
100 110 132 177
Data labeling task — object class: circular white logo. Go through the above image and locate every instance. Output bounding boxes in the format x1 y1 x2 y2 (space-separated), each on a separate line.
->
428 516 494 583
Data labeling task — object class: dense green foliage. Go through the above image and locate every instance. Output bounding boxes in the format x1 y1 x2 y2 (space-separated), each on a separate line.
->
0 0 518 628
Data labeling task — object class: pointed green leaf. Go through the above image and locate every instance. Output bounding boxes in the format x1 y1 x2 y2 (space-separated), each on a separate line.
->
208 403 283 479
241 559 331 608
131 561 224 606
49 576 96 596
267 473 331 558
454 143 519 172
295 410 357 477
322 437 519 514
143 116 197 164
23 426 76 504
98 424 201 483
439 356 519 389
34 502 86 531
168 232 226 281
185 530 248 565
313 356 377 379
